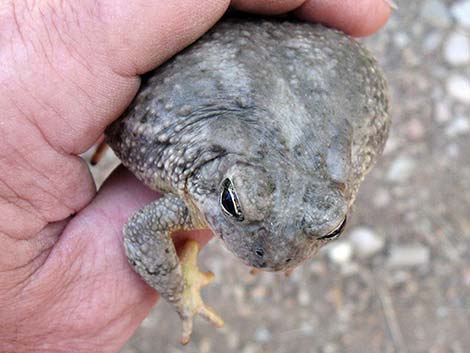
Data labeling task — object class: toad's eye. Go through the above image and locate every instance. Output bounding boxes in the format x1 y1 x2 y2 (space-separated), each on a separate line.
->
318 216 347 240
220 178 244 221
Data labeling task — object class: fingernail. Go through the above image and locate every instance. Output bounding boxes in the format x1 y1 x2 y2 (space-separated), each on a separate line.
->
384 0 399 10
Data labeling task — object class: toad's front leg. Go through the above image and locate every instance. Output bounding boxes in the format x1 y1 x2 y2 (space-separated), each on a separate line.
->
123 194 224 344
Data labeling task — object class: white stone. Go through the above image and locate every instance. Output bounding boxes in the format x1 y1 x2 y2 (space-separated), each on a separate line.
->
386 156 416 183
327 241 353 265
387 245 431 268
373 188 391 208
451 0 470 28
434 101 451 123
348 227 385 259
446 116 470 137
423 32 443 52
393 32 410 48
421 0 452 27
447 75 470 103
242 343 262 353
297 288 311 306
446 143 459 157
254 327 271 343
444 31 470 65
406 118 426 140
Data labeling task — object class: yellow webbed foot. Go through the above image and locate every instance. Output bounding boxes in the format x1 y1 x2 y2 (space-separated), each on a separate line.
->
177 240 224 345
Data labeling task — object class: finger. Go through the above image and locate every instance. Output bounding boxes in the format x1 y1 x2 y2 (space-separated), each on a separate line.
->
4 1 230 155
0 0 229 240
295 0 392 37
231 0 306 14
106 0 230 77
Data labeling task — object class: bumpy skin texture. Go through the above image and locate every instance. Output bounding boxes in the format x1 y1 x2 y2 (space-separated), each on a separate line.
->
106 16 389 317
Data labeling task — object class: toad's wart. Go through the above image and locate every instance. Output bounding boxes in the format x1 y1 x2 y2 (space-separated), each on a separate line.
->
106 16 390 344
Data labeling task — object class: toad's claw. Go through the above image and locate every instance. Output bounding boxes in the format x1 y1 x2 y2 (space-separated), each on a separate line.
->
177 240 224 345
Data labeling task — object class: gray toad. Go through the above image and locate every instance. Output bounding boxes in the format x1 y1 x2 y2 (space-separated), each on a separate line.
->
106 16 390 344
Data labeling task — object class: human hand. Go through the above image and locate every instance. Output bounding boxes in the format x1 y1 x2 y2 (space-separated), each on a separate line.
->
0 1 391 352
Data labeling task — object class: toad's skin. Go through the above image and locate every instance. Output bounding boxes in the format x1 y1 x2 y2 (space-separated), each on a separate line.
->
106 16 390 343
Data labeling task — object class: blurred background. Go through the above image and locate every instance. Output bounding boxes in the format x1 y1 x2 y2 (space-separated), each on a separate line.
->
84 0 470 352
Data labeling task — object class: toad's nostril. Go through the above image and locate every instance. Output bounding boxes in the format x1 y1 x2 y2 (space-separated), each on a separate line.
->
255 247 265 257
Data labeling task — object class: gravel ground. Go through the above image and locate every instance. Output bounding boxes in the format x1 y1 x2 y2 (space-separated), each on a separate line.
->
84 1 470 352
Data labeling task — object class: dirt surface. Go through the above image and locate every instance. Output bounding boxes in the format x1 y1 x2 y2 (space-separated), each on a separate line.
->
84 1 470 352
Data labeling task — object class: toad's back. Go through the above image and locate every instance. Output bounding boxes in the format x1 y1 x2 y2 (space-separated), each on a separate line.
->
107 17 390 199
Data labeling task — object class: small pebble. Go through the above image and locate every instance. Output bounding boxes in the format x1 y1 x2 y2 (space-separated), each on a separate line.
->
348 227 385 259
242 343 262 353
423 31 443 52
339 262 360 276
421 0 452 27
226 331 240 350
386 156 416 183
372 188 391 208
446 116 470 137
388 271 412 286
444 31 470 65
297 288 311 306
446 75 470 103
300 322 314 334
406 118 426 140
451 0 470 28
327 241 353 265
254 327 271 343
323 342 340 353
251 285 267 299
199 338 212 353
393 32 410 48
446 143 459 157
387 245 431 268
434 101 451 123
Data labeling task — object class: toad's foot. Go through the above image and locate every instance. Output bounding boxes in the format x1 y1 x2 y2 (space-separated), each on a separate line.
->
124 195 223 345
177 240 224 345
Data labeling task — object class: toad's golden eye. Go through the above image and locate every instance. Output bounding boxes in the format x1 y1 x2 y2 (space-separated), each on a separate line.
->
220 178 244 221
318 216 347 240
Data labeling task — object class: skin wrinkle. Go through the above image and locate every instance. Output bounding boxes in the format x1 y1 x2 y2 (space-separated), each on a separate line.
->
0 240 53 280
0 177 45 225
3 282 64 346
43 2 96 84
0 223 67 299
26 218 153 351
0 232 51 277
18 66 97 149
5 1 126 155
8 2 45 61
0 92 96 231
10 1 26 45
0 129 79 222
0 250 48 293
14 261 84 345
5 65 81 158
9 87 67 157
